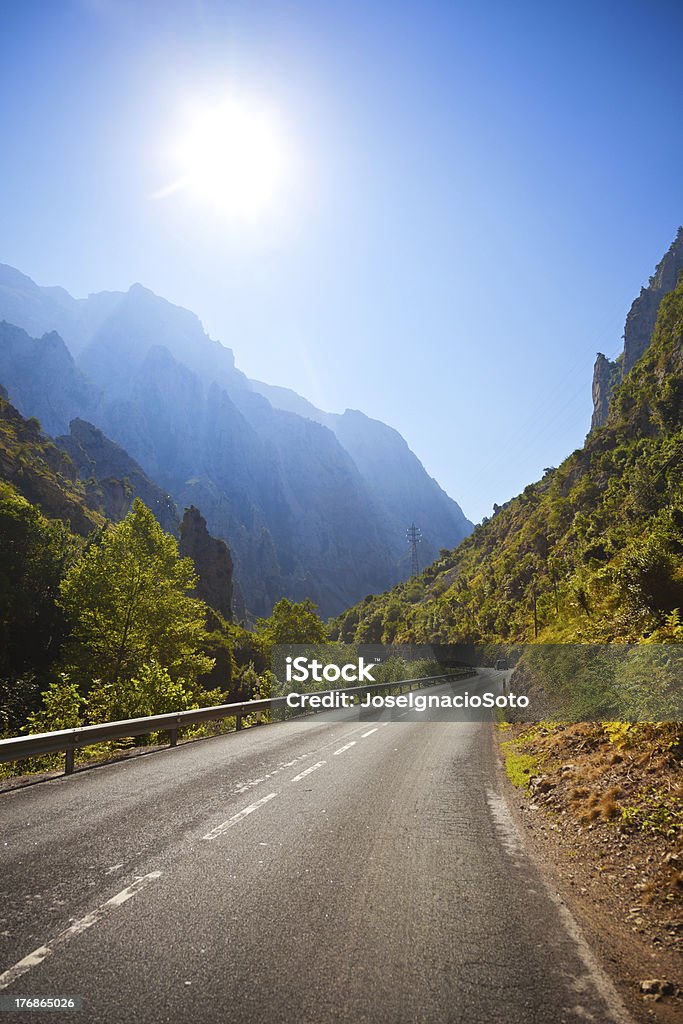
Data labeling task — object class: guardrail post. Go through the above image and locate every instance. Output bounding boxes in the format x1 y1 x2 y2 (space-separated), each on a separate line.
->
236 714 242 731
65 747 75 776
169 729 178 748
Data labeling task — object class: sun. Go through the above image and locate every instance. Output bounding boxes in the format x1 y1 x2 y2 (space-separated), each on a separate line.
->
158 98 287 218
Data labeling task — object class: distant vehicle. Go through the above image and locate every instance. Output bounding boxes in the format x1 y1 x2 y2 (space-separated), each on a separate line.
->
494 659 508 671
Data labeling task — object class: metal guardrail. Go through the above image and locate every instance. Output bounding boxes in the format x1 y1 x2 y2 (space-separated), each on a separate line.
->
0 670 476 777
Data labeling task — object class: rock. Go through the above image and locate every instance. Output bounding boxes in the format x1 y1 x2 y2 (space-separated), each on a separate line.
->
531 775 554 794
624 227 683 374
179 505 234 622
591 353 620 430
639 979 675 998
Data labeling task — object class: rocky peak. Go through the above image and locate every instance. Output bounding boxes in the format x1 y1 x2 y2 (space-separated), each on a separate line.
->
179 505 234 622
591 353 620 431
591 227 683 429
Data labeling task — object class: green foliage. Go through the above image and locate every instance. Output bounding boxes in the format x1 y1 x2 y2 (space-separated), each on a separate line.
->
0 675 40 736
59 499 213 690
0 394 103 536
87 661 198 722
602 721 636 749
255 598 328 650
26 675 85 732
620 787 683 837
619 506 683 616
502 747 541 788
0 483 80 730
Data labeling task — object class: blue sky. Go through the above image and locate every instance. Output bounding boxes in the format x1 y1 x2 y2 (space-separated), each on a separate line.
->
1 0 682 523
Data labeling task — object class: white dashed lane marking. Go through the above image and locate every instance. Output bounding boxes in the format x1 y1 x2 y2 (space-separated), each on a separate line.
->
202 792 278 841
361 728 378 738
0 872 162 991
291 761 326 783
332 741 356 756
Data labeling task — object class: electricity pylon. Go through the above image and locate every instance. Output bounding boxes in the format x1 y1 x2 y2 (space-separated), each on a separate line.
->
406 523 422 576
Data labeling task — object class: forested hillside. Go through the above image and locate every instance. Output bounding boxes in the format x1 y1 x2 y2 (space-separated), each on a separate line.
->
332 275 683 649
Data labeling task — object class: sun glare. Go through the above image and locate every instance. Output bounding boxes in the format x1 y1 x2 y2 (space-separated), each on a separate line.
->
158 98 287 218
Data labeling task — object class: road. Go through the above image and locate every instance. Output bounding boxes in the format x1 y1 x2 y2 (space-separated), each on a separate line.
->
0 672 631 1023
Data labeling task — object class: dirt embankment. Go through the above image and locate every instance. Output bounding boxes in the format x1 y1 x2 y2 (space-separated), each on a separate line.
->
499 722 682 1024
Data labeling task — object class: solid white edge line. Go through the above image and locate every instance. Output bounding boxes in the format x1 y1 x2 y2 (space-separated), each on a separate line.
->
332 741 356 755
0 872 162 991
291 761 326 783
361 728 378 738
485 787 635 1024
202 792 278 841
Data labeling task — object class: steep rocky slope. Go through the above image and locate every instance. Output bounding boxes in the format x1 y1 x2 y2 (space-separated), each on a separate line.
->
56 418 179 534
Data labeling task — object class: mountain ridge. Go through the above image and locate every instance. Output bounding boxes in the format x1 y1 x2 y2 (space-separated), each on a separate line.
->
0 265 472 616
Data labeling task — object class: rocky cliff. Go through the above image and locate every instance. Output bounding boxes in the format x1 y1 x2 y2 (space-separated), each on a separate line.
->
179 505 234 622
590 352 622 431
56 418 179 534
591 227 683 428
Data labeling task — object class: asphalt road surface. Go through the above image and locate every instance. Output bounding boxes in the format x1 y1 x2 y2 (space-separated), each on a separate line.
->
0 672 632 1023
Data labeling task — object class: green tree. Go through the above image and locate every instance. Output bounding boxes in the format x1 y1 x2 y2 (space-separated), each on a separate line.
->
255 598 328 649
59 499 213 689
0 484 78 731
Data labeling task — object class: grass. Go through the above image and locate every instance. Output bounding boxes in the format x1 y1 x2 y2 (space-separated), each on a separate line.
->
501 744 542 788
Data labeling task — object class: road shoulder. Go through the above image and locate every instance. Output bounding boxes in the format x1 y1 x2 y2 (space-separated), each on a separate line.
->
494 722 682 1024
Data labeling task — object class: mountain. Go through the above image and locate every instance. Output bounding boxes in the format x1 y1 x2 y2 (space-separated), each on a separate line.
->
0 322 99 437
249 381 470 571
591 227 683 429
0 267 472 616
333 254 683 646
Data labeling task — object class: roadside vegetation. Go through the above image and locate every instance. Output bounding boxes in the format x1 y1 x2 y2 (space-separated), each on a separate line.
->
0 491 332 777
